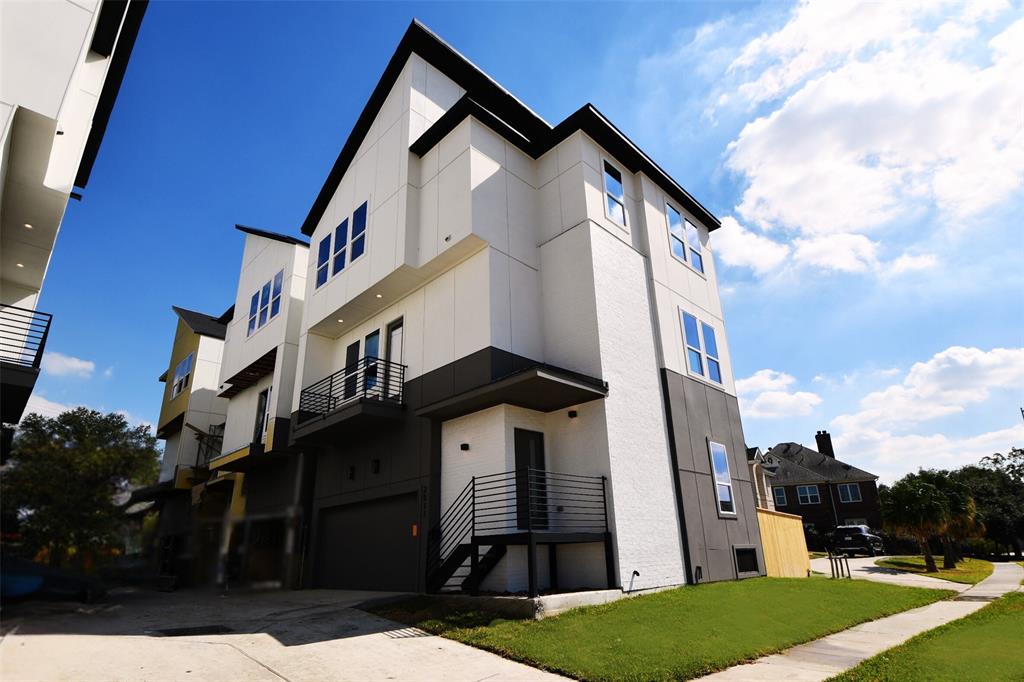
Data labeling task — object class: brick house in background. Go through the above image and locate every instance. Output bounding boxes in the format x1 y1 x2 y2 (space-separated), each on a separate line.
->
766 431 882 533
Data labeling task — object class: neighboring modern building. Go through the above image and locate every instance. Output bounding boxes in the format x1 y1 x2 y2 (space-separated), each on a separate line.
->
280 20 764 596
204 225 309 589
148 305 231 584
766 431 882 533
0 0 147 451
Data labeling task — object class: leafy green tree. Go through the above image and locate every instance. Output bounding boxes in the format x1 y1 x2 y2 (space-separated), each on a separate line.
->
880 474 949 572
1 408 160 568
954 464 1024 557
981 447 1024 482
916 469 982 568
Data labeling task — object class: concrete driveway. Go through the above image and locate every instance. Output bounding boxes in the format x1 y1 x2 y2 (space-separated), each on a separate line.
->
0 588 564 682
809 555 971 592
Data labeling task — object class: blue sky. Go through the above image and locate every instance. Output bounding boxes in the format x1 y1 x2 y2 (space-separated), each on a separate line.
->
31 1 1023 482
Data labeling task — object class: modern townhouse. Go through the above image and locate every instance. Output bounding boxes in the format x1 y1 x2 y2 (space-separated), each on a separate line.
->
284 21 764 597
767 431 882 533
0 0 146 456
147 305 230 584
203 226 309 588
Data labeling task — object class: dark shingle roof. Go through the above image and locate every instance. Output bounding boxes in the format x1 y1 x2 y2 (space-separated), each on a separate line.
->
172 306 229 340
766 442 877 485
235 224 309 248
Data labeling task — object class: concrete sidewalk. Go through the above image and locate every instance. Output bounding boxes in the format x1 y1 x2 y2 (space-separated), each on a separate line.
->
699 562 1023 681
809 555 971 592
0 588 566 682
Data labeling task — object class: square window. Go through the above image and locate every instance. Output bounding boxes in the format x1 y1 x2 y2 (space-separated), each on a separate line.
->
838 483 862 503
797 485 821 505
606 195 626 225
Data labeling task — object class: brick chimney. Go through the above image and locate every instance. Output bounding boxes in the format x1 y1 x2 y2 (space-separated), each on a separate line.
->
815 430 835 458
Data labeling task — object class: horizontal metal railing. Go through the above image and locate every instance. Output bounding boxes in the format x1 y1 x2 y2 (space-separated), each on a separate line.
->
427 468 609 581
297 356 406 423
0 304 52 369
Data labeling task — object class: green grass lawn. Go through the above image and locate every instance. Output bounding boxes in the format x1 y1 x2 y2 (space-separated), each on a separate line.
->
809 551 829 559
833 592 1024 681
369 578 952 681
874 556 993 585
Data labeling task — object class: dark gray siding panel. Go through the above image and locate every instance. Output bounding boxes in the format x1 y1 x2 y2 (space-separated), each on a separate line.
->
661 369 766 583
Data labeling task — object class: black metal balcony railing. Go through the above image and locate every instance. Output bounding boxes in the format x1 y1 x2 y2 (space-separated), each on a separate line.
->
428 468 609 581
0 304 52 369
297 356 406 423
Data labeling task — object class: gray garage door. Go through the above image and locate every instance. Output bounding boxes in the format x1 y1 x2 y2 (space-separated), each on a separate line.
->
315 493 419 591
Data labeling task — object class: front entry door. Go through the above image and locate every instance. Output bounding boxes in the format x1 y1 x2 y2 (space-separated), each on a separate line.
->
514 429 547 530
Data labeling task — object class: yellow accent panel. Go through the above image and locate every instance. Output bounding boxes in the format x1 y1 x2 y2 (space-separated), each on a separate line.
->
265 419 275 451
157 318 201 433
173 466 195 490
230 474 246 518
209 445 250 470
757 508 811 578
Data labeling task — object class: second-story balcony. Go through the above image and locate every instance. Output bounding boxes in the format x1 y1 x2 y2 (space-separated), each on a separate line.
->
293 357 406 441
1 303 52 426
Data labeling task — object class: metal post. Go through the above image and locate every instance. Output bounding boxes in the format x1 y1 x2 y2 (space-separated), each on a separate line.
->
34 311 51 369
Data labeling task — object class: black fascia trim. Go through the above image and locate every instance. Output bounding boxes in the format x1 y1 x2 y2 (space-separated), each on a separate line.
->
75 0 148 189
171 305 228 340
236 224 310 248
90 0 128 57
300 20 550 236
300 19 720 236
409 96 533 157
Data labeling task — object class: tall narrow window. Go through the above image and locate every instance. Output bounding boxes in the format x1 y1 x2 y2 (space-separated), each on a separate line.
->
701 322 722 383
258 281 271 327
350 202 368 262
667 204 687 263
709 440 736 515
685 219 704 273
270 270 283 318
247 270 284 336
364 329 380 392
247 292 259 337
316 235 331 288
332 218 348 275
171 353 193 399
682 311 703 376
773 486 787 507
603 161 626 226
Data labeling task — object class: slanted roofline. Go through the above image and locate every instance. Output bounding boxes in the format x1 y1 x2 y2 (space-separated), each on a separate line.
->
236 224 310 248
171 305 229 340
299 20 720 236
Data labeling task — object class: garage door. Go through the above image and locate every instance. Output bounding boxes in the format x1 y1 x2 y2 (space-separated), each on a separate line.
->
315 493 419 591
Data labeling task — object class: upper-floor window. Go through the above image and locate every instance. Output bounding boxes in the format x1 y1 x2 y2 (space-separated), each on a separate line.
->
248 270 284 336
773 486 787 507
708 440 736 515
681 311 722 384
315 201 369 289
603 161 626 226
797 484 821 505
666 204 705 275
837 482 862 503
170 353 193 399
686 218 704 273
315 236 330 288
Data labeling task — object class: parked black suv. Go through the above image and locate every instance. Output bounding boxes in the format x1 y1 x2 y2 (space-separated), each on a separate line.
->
831 525 885 557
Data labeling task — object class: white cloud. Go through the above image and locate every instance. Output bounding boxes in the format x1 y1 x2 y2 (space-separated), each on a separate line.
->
726 6 1024 239
832 346 1024 433
886 253 939 276
712 216 791 275
41 352 95 378
737 369 821 418
23 394 77 418
793 234 878 273
742 390 823 419
736 368 796 394
827 346 1024 480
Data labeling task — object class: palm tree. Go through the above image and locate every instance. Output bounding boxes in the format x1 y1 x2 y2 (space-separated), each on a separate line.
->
880 475 949 572
917 469 984 568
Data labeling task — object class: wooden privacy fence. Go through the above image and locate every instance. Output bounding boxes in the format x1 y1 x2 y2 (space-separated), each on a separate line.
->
757 508 810 578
